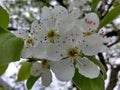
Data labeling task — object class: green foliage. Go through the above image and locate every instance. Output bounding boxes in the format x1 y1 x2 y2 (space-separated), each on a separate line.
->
26 75 40 89
0 6 9 28
0 27 24 66
73 55 106 90
0 64 8 76
17 62 32 82
0 87 6 90
85 55 107 79
73 69 104 90
91 0 100 11
100 5 120 27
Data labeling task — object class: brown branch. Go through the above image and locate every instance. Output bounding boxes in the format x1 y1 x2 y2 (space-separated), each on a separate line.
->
107 36 120 47
106 64 120 90
98 52 108 71
105 29 120 37
105 29 120 47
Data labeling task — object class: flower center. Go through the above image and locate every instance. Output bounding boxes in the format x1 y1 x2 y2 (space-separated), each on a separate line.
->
26 37 34 46
67 47 79 60
66 47 83 65
41 59 50 69
83 31 92 36
46 29 60 43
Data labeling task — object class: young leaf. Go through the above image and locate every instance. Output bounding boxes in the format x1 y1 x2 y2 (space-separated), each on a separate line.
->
73 69 104 90
84 55 107 79
0 6 9 28
0 64 8 76
26 75 40 89
0 27 24 66
100 5 120 27
91 0 100 11
17 62 32 82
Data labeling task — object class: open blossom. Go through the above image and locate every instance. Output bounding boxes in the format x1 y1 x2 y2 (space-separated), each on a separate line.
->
76 13 108 55
13 6 78 59
30 60 52 87
13 28 39 58
30 6 80 60
47 26 100 81
32 6 77 44
28 6 78 57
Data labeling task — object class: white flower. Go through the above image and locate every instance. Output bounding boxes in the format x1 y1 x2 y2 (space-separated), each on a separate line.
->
47 26 100 81
13 29 39 58
46 26 82 61
76 13 108 55
30 60 52 87
36 6 78 44
13 6 78 60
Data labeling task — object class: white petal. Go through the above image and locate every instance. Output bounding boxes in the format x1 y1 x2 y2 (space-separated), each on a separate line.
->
83 13 99 31
46 44 66 61
56 15 75 34
32 42 47 59
13 30 29 40
41 69 52 87
21 47 32 58
80 34 104 55
59 26 82 49
100 45 109 53
52 6 68 20
69 8 81 19
30 20 47 45
41 7 56 30
31 20 40 35
77 13 99 32
30 62 42 77
50 59 74 81
76 57 100 78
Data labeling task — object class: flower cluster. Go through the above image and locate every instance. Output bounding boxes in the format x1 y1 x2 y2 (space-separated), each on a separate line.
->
13 5 107 87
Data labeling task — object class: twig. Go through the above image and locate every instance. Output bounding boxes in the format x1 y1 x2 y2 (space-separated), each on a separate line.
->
98 52 108 71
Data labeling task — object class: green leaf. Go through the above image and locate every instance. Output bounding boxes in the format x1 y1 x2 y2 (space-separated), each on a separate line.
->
0 6 9 28
26 75 40 89
100 5 120 27
0 87 6 90
0 64 8 76
92 0 100 11
84 55 107 79
0 27 24 66
73 69 104 90
17 62 32 82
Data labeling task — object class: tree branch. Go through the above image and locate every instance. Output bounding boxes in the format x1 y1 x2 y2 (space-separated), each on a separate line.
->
106 64 120 90
98 52 108 71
